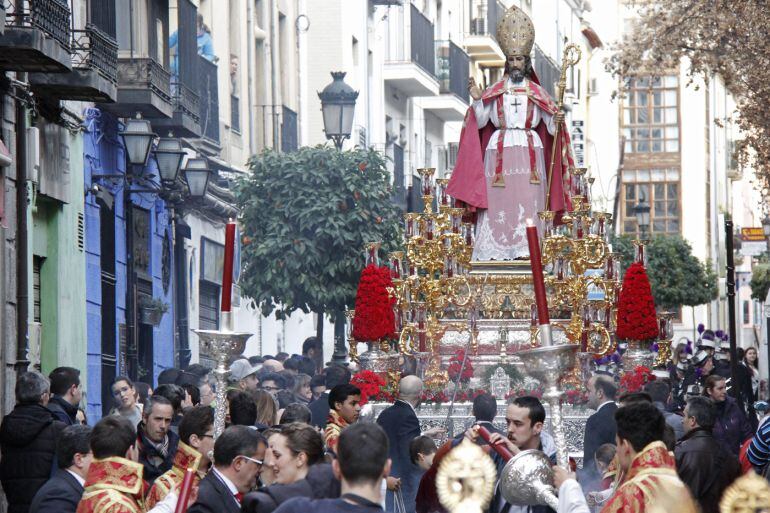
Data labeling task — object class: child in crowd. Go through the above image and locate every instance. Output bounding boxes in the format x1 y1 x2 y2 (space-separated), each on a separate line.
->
410 435 438 471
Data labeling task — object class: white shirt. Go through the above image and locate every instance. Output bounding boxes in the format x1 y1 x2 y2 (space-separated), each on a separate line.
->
66 469 85 487
558 479 591 513
472 78 555 149
212 467 239 496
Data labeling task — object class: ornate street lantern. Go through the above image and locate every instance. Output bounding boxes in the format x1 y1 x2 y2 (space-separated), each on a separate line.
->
120 113 156 166
318 71 359 150
633 195 651 238
184 158 211 198
154 136 185 184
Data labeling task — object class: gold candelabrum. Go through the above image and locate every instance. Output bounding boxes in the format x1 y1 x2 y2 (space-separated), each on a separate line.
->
386 168 477 386
655 312 675 367
537 168 621 359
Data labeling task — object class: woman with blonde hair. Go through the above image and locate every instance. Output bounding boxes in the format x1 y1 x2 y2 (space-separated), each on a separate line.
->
253 389 278 427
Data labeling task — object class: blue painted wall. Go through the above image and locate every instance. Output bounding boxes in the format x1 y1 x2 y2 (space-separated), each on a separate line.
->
83 108 175 421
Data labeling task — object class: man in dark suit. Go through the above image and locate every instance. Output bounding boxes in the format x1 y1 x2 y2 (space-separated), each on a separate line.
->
452 393 503 446
309 365 351 429
30 424 92 513
377 376 444 513
581 375 618 482
188 425 266 513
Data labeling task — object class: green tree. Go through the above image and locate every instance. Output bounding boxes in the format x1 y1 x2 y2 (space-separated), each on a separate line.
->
611 235 718 310
750 263 770 302
236 146 402 360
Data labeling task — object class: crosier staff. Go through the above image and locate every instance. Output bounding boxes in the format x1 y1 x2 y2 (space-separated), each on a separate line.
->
546 44 582 210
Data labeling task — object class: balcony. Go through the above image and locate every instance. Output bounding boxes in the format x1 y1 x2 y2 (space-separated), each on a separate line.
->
383 3 438 97
421 40 470 122
30 25 118 102
464 0 506 67
151 0 201 137
198 56 219 146
0 0 72 72
103 57 173 118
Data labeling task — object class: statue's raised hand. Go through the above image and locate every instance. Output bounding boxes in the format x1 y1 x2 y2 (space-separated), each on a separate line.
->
468 77 482 101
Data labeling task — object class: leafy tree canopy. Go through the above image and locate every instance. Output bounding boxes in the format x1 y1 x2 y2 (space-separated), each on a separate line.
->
236 146 402 320
750 263 770 302
611 235 718 310
608 0 770 203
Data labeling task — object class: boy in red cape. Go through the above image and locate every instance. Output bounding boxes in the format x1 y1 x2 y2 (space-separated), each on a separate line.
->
447 4 574 261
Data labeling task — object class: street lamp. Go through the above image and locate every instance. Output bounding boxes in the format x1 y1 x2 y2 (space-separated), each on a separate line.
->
318 71 359 150
120 114 156 167
154 136 186 184
633 194 651 238
183 158 212 198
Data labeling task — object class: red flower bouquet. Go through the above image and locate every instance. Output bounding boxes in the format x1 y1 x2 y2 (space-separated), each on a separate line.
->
352 264 396 342
350 370 386 406
616 262 658 342
447 349 474 383
619 365 656 395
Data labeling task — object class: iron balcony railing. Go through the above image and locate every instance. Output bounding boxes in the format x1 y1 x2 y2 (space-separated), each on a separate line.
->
5 0 71 50
281 105 297 153
435 40 470 102
231 94 240 133
198 55 219 143
71 24 118 83
410 3 434 76
533 44 559 99
469 0 505 38
171 81 200 124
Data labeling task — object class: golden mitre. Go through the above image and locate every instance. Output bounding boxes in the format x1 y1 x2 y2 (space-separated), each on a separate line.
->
496 5 535 58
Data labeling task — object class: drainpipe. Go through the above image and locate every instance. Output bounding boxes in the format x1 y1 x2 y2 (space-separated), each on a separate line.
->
15 72 29 373
269 0 280 148
246 0 256 154
125 172 136 378
173 210 190 368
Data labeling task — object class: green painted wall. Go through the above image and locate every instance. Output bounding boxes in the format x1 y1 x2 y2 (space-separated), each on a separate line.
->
33 132 87 379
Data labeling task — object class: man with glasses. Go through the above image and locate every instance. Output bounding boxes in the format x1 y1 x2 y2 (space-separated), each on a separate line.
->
259 372 285 397
147 406 216 509
30 425 93 513
188 425 266 513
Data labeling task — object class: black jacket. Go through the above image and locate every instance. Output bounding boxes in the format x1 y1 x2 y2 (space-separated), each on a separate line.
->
243 462 340 513
377 400 422 513
187 471 242 513
46 396 78 426
712 396 753 456
581 402 618 476
309 393 331 429
29 469 84 513
674 427 741 513
136 422 179 484
0 404 66 513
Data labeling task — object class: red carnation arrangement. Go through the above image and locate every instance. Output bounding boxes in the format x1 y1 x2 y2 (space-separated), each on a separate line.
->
352 264 396 342
447 349 474 383
350 370 386 406
619 365 655 395
616 262 658 342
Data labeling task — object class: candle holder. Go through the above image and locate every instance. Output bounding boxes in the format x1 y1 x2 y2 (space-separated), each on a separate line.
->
514 343 579 468
193 311 252 438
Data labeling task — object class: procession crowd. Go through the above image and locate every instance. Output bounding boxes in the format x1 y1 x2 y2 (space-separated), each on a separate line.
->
0 334 768 513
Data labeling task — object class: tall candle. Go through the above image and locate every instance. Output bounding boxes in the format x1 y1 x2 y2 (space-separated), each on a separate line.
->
221 221 236 312
174 468 196 513
477 425 514 461
526 219 550 327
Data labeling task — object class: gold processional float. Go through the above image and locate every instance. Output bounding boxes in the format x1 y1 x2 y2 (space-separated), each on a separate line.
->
347 42 682 509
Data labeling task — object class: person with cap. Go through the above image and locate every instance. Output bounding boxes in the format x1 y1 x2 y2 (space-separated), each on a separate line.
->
229 359 260 392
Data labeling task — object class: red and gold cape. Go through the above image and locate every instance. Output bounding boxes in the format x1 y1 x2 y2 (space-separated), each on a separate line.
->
600 441 697 513
76 457 146 513
324 410 349 455
145 441 205 510
447 74 574 217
